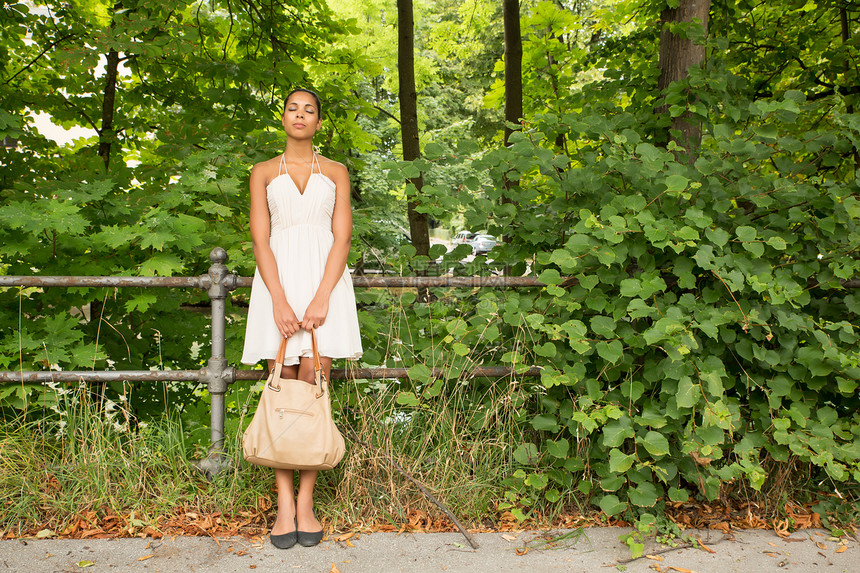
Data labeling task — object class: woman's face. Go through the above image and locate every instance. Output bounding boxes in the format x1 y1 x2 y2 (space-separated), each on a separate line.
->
283 92 321 139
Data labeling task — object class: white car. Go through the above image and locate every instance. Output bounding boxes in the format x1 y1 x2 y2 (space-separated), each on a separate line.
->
470 234 497 255
453 230 475 244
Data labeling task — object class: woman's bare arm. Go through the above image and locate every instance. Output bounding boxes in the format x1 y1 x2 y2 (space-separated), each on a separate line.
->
250 162 300 337
301 160 352 330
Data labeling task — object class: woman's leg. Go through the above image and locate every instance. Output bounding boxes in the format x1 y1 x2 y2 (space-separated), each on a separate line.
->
271 468 297 535
267 361 299 536
294 354 333 534
296 469 321 532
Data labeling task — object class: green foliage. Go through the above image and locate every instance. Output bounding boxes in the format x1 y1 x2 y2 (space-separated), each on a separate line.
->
0 0 371 418
467 59 860 517
1 0 859 534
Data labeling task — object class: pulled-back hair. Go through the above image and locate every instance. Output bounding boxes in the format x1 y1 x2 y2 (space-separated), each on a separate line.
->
283 88 322 118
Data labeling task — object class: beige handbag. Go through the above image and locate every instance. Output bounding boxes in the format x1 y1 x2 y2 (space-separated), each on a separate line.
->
242 330 345 470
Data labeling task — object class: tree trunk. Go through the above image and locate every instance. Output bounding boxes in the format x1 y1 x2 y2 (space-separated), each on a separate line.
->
501 0 522 274
840 3 858 173
657 0 710 158
503 0 523 149
98 48 120 170
397 0 430 259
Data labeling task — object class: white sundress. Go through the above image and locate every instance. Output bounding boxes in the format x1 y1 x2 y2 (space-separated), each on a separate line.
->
241 153 363 365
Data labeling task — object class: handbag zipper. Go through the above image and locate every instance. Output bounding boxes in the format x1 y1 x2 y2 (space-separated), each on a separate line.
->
274 408 312 419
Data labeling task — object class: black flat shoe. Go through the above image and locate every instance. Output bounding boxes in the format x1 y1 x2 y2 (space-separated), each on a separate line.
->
270 518 298 549
297 529 324 547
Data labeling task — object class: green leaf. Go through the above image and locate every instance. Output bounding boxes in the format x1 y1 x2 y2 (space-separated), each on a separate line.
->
609 448 635 473
407 363 432 384
596 340 623 364
628 482 659 507
532 414 559 432
743 241 765 257
538 268 562 285
525 472 548 489
676 377 699 408
198 199 233 217
514 443 539 465
767 236 787 250
535 342 557 357
665 174 689 193
598 494 627 516
451 342 469 356
619 278 642 297
125 293 158 313
139 254 184 276
639 431 670 458
706 227 730 247
590 315 617 338
603 418 634 447
736 226 757 241
395 391 419 407
446 318 468 337
546 438 569 459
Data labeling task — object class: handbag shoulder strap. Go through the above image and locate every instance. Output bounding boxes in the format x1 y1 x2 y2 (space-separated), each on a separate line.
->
275 336 288 366
269 330 326 397
310 329 327 398
273 330 320 369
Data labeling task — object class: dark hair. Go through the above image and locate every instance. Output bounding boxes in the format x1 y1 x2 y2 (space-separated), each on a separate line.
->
283 88 322 118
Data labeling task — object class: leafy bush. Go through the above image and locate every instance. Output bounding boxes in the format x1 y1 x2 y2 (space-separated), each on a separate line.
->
452 76 860 518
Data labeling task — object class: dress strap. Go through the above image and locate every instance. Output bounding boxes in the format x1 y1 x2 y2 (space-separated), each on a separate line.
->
279 153 287 176
311 152 320 174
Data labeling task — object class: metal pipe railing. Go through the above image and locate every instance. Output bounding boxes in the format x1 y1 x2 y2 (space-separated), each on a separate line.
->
4 247 855 476
0 248 545 476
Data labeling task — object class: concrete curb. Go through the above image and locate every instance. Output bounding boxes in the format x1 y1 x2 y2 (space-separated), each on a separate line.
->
0 528 855 572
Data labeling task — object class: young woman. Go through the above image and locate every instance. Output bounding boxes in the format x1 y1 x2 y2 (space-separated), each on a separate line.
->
241 88 362 549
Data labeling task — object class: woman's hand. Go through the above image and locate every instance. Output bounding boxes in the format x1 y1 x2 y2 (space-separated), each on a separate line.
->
273 299 300 338
301 296 329 331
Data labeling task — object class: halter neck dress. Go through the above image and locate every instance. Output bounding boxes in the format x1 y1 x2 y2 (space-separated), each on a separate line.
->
241 153 363 366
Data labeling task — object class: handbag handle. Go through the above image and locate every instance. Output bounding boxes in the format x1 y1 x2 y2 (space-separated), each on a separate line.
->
269 329 327 398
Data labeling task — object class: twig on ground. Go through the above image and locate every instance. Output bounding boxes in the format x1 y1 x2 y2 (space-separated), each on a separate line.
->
340 412 479 550
615 534 732 565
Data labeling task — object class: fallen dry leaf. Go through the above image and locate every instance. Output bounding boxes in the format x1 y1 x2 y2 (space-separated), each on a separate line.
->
137 555 153 561
710 521 731 534
335 532 355 542
645 554 664 561
501 534 518 542
773 519 790 538
346 540 354 548
515 547 529 556
330 564 340 573
816 542 828 550
836 546 847 554
697 540 716 554
667 567 699 573
76 561 95 568
764 552 779 558
768 542 779 547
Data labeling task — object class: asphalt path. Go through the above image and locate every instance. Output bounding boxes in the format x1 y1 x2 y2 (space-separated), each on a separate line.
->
0 528 856 573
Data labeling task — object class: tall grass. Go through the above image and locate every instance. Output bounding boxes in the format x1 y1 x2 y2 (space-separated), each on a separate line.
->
0 383 268 536
1 288 537 535
1 372 528 535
